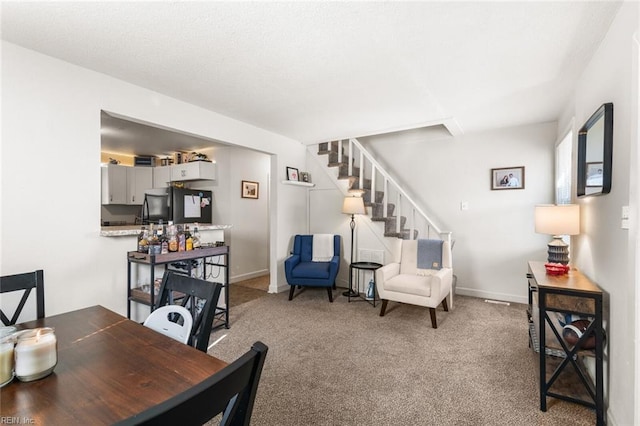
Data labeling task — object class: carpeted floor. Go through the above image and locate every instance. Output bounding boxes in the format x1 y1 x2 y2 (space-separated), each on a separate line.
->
208 291 596 425
229 275 270 307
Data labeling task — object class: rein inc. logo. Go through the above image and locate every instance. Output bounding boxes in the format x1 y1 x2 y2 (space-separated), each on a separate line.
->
0 418 35 425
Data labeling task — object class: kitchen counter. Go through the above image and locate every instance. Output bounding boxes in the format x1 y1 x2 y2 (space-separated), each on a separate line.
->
100 224 233 237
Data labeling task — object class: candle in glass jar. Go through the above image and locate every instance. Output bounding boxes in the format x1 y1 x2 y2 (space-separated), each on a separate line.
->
0 339 14 386
15 328 57 382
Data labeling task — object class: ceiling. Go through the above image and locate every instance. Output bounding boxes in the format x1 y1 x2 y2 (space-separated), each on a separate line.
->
1 1 622 149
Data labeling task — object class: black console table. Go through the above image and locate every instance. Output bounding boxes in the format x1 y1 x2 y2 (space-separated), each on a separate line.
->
347 262 383 307
527 261 604 425
127 245 230 329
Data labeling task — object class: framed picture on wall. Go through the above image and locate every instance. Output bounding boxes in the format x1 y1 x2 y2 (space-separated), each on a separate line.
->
300 172 311 183
491 166 525 190
286 167 299 181
241 180 259 199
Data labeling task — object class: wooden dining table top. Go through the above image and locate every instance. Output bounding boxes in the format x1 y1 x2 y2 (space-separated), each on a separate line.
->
0 305 227 425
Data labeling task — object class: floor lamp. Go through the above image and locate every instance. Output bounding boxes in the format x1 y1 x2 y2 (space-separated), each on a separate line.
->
342 195 366 297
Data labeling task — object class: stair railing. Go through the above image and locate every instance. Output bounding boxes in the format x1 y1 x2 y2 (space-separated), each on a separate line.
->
329 139 451 245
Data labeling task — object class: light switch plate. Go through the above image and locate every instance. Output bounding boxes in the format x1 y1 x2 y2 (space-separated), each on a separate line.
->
622 205 630 229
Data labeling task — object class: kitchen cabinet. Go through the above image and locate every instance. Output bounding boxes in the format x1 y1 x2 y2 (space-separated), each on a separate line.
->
101 164 128 204
170 161 216 182
101 164 152 205
127 167 153 205
153 166 171 188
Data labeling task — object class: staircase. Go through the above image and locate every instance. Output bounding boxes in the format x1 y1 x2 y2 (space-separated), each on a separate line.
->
316 139 451 244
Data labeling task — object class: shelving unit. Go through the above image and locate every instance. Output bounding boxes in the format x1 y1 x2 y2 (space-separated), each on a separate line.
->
127 245 230 329
526 261 604 426
281 180 315 187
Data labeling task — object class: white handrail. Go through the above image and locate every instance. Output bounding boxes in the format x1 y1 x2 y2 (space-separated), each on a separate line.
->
318 139 451 244
348 138 448 242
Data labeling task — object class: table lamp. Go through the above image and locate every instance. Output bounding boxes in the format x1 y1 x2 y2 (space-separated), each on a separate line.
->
342 196 366 296
534 204 580 264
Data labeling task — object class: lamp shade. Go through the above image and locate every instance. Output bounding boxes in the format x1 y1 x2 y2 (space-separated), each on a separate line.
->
342 196 366 215
534 204 580 236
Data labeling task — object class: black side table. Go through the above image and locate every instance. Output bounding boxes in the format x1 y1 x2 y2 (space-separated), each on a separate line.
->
347 262 383 307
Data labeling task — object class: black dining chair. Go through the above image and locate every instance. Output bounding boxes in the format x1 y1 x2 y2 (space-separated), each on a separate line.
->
116 341 268 426
155 271 222 352
0 270 45 326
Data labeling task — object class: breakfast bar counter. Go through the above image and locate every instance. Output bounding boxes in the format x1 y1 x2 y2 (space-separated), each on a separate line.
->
100 223 232 237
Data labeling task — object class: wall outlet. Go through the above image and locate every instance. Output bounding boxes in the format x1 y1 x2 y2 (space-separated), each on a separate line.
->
460 201 469 211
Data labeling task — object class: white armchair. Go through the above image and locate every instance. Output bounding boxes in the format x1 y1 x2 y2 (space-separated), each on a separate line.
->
376 239 453 328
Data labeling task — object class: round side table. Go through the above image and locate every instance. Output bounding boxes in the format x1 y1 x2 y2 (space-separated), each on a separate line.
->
346 261 383 306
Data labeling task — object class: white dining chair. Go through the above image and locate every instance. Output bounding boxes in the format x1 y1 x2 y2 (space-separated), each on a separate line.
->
143 305 193 344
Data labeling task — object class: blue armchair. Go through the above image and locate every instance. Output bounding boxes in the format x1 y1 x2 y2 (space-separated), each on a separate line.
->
284 235 341 302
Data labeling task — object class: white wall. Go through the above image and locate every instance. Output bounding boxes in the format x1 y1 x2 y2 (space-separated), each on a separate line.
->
358 122 557 304
557 3 639 425
1 42 307 317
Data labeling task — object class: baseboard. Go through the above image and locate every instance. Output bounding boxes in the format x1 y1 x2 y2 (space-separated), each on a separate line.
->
230 269 269 284
455 286 527 305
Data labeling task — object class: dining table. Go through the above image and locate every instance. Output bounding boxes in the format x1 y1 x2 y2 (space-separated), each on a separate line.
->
0 305 228 424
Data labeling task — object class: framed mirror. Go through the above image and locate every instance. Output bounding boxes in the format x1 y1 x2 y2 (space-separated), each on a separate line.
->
577 103 613 197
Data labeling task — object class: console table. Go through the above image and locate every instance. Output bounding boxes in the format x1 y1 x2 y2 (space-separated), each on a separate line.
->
526 261 604 425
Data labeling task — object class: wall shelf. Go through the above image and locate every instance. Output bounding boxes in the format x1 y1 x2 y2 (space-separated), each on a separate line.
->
281 180 315 187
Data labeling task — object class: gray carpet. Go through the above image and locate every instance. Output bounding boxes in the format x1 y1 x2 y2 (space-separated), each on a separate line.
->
208 290 595 425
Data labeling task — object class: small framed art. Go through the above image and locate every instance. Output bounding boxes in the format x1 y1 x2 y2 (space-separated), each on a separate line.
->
286 167 299 181
491 166 525 190
241 180 259 199
299 172 311 183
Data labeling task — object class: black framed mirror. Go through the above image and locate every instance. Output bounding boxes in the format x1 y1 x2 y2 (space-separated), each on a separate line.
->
577 102 613 197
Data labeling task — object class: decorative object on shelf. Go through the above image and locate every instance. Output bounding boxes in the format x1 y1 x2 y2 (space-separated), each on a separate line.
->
342 196 366 298
299 172 311 183
562 319 597 349
577 102 613 197
534 204 580 265
544 262 570 275
286 167 299 181
491 166 525 190
241 180 259 199
188 152 209 162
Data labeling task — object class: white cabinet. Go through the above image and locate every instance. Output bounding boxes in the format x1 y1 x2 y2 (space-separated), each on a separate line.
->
127 167 153 205
153 166 171 188
101 164 128 205
101 164 152 205
170 161 216 182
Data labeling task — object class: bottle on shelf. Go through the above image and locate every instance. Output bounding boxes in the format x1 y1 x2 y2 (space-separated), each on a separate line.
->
159 225 168 255
137 226 149 253
168 221 178 252
185 225 193 251
192 226 201 249
177 225 186 252
149 228 161 255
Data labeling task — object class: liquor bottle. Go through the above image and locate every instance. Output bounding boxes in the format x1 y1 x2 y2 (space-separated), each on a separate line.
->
192 226 201 249
177 225 186 252
149 229 161 255
159 226 168 255
168 222 178 252
185 225 193 251
137 227 149 253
